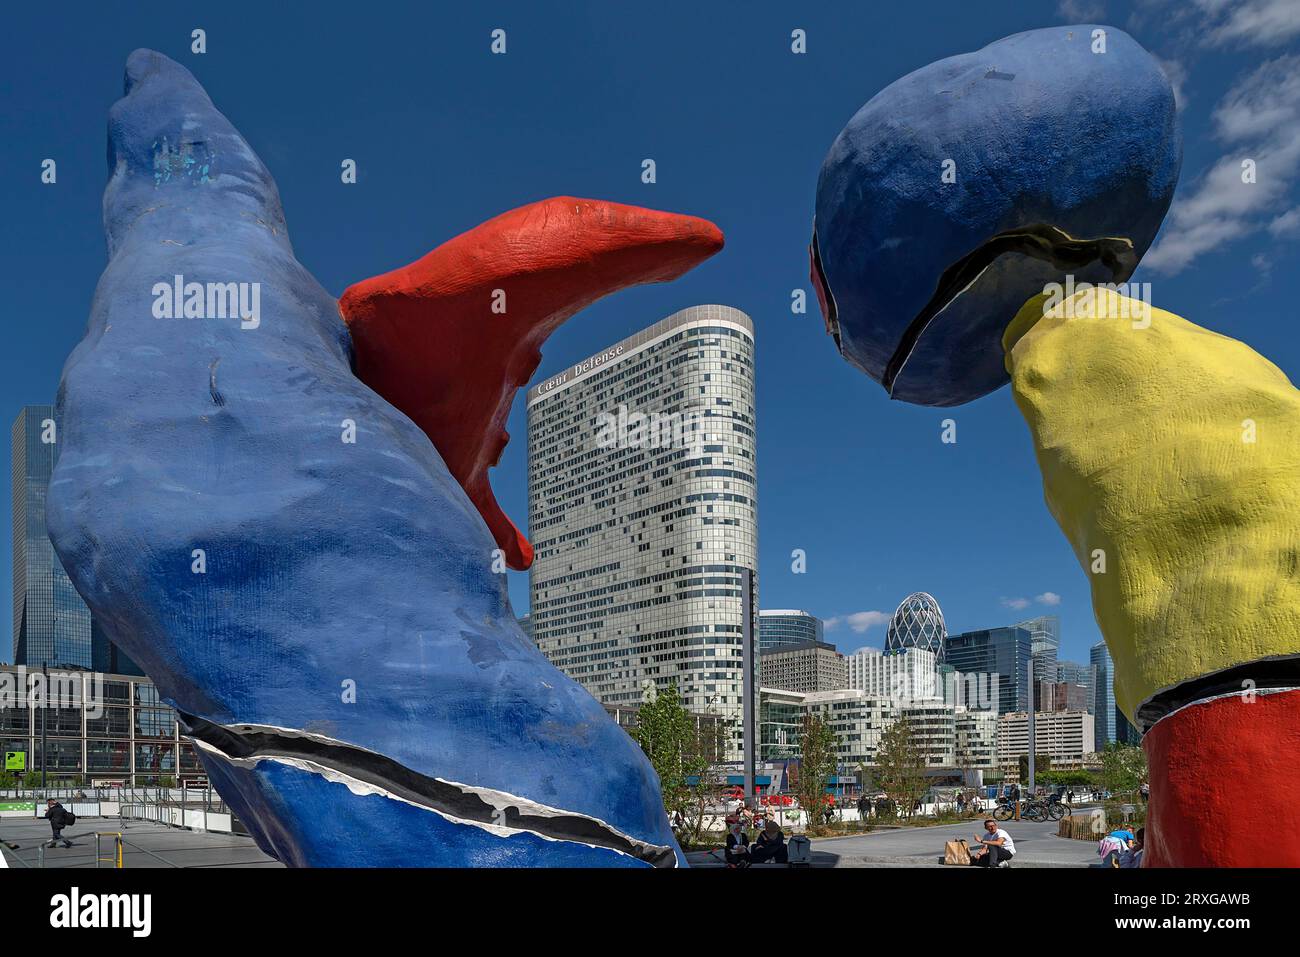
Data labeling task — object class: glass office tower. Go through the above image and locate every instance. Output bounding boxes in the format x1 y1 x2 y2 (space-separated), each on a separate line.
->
12 406 92 668
1017 615 1060 688
11 405 142 673
1090 640 1118 746
527 305 756 759
942 626 1032 714
758 610 823 652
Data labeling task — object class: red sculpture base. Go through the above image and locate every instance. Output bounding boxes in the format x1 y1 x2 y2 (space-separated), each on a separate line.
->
1143 686 1300 867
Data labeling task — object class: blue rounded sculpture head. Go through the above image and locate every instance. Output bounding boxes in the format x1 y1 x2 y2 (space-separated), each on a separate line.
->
811 25 1181 406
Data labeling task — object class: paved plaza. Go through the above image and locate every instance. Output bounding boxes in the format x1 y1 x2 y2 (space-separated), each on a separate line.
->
4 813 1099 869
0 817 282 869
688 818 1099 868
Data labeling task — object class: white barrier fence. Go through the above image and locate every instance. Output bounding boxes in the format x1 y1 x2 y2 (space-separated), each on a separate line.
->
0 789 234 834
120 802 232 833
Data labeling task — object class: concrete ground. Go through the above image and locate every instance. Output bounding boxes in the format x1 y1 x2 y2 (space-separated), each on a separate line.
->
0 816 283 869
3 813 1098 869
688 818 1099 868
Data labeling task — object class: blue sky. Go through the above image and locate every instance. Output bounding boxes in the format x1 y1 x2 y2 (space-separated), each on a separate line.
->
2 1 1298 666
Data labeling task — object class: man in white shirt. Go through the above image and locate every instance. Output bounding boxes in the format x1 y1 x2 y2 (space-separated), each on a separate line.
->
971 818 1016 867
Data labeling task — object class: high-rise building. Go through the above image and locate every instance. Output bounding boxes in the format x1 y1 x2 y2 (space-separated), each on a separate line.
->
943 626 1033 713
1056 659 1096 713
1017 615 1060 686
846 646 939 702
884 592 947 662
758 609 823 652
527 306 756 758
759 640 846 694
1090 641 1118 747
1116 707 1142 745
11 406 142 674
1038 681 1091 712
13 406 90 668
12 407 88 669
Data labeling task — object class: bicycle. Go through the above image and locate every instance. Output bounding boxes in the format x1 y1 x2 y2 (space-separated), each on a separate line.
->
1046 798 1072 821
993 799 1054 822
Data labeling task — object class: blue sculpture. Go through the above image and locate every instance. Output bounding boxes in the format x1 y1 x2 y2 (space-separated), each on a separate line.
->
46 49 714 867
810 25 1180 406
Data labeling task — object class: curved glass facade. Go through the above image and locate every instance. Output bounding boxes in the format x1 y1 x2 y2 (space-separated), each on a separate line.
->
884 592 948 662
527 306 757 759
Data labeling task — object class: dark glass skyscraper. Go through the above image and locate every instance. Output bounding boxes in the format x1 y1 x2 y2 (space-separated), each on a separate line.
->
942 625 1032 713
11 405 141 674
1090 640 1117 746
758 610 823 652
1017 615 1060 687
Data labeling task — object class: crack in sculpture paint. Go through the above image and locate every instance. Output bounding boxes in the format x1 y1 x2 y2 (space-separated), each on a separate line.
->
879 224 1136 397
183 716 678 867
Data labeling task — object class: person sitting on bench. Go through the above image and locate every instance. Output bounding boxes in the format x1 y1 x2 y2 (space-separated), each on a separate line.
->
724 818 751 868
750 818 789 865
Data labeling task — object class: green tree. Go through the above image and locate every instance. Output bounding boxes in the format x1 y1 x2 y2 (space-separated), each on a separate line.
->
1018 753 1052 784
875 716 927 818
1037 769 1093 787
1098 742 1146 797
629 682 718 846
794 713 838 828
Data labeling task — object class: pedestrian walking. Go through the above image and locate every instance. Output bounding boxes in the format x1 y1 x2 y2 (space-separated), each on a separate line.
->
43 799 74 849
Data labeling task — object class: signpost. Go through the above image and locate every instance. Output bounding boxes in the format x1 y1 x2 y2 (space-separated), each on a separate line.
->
3 751 24 773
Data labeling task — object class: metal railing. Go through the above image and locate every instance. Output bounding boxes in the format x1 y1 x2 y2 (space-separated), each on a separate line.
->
95 831 123 868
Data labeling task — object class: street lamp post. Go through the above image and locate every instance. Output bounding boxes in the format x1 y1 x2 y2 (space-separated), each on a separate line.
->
1026 657 1036 802
40 663 48 793
741 568 756 811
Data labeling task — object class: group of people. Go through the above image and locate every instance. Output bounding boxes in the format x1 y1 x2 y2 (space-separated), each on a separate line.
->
1099 826 1144 867
723 812 788 867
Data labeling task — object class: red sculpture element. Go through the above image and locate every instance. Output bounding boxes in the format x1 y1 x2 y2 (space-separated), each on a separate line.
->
340 197 725 570
1143 687 1300 867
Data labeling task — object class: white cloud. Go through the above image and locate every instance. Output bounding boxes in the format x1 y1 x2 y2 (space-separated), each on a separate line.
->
1057 0 1107 21
826 610 890 634
1035 591 1063 606
1156 56 1189 111
1001 597 1031 610
1269 206 1300 237
1204 0 1300 48
1145 55 1300 275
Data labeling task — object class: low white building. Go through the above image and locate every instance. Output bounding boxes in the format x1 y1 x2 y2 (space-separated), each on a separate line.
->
997 709 1096 771
846 647 938 702
802 689 897 768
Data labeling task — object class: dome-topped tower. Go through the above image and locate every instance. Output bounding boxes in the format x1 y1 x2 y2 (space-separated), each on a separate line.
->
884 592 947 662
